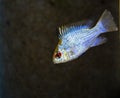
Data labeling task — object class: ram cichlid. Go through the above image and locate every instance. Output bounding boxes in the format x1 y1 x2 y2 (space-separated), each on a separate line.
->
53 9 118 64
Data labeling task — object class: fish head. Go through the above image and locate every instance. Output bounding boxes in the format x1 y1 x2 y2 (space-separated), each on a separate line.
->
53 40 77 64
53 48 68 64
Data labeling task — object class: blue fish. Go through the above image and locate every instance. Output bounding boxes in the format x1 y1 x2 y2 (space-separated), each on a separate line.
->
53 9 118 64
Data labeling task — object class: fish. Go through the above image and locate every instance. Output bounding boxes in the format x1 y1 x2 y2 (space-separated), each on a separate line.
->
53 9 118 64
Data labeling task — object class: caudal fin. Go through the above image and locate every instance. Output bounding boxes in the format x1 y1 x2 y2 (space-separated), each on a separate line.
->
96 9 118 33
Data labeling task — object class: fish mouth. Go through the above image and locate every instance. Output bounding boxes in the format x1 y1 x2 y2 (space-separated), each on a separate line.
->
53 57 69 64
52 56 63 64
53 59 61 64
52 54 59 64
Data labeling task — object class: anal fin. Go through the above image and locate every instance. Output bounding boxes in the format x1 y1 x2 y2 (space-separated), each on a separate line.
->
91 36 107 47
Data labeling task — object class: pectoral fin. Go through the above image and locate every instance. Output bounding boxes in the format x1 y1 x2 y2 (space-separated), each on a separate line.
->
91 37 107 47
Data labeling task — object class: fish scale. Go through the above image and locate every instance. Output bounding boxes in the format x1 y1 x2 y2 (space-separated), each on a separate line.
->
65 28 97 46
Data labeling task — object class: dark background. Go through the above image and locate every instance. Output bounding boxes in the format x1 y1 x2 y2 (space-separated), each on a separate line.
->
0 0 120 98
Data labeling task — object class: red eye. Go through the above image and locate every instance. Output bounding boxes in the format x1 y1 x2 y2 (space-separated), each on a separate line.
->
55 52 62 58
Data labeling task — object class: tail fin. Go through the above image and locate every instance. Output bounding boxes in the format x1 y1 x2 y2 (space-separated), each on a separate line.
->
95 9 118 33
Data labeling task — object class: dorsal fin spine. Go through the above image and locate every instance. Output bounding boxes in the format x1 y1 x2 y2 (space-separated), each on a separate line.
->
59 27 61 35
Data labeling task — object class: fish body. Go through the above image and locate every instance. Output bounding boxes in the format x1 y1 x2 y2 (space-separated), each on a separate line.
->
53 10 118 64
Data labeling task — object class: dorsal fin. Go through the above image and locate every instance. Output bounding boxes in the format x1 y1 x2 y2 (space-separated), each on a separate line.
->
58 20 94 39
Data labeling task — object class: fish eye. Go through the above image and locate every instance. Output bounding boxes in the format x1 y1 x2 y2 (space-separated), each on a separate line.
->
55 51 62 58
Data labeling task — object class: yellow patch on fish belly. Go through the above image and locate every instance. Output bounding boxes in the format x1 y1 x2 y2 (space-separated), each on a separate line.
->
64 51 69 60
